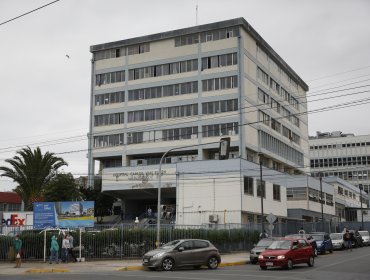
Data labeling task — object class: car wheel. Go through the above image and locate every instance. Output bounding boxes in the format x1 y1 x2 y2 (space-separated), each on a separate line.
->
161 258 175 271
260 266 267 270
287 259 293 270
307 256 314 267
207 256 219 269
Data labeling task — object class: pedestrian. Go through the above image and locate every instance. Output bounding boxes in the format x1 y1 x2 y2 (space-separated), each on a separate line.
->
259 230 268 239
13 234 22 268
67 232 77 262
343 229 352 251
147 207 152 217
49 235 59 264
298 227 306 235
62 234 70 262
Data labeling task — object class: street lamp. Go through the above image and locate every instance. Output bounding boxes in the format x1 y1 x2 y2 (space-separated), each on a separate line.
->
259 154 264 234
359 184 364 230
156 139 226 248
319 173 324 232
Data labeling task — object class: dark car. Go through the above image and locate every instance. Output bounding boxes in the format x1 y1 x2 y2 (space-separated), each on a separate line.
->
350 230 363 248
358 230 370 246
250 238 275 264
142 239 221 271
285 234 318 257
310 232 333 254
258 238 315 270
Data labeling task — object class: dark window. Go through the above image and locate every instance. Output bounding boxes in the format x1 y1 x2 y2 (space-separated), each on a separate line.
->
244 176 254 195
273 184 281 201
192 240 209 249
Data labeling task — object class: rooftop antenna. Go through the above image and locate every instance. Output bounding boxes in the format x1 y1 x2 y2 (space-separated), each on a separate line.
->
196 4 198 25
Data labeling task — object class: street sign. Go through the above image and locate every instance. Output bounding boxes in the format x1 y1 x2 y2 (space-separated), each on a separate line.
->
266 213 277 224
267 224 274 231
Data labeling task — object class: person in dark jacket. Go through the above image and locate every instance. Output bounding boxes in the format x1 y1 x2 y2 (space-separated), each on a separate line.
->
343 230 352 251
49 235 59 264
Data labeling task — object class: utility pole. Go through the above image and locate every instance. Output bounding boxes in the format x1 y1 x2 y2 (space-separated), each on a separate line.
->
359 184 364 230
319 173 324 232
259 154 264 234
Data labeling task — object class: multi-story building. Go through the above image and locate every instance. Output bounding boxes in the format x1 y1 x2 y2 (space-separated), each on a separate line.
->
309 131 370 193
88 18 309 224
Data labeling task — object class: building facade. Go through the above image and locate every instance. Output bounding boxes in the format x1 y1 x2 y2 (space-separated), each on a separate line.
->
309 131 370 193
88 18 309 224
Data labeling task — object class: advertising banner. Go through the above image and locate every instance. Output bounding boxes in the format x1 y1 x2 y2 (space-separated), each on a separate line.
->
33 201 94 229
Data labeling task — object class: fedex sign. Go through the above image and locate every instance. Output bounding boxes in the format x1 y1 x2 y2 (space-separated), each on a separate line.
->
1 212 33 227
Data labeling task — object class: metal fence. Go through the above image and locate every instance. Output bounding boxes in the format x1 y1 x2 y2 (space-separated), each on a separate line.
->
1 221 369 261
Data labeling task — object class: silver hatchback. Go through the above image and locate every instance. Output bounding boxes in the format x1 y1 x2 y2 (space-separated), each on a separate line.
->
142 239 221 271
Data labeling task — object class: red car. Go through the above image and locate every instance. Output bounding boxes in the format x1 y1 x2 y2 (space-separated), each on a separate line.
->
258 237 315 270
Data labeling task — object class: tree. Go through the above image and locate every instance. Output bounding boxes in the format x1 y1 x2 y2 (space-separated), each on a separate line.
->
0 147 67 210
43 173 83 202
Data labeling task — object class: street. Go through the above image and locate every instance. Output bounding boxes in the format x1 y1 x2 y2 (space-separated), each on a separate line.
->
2 246 370 280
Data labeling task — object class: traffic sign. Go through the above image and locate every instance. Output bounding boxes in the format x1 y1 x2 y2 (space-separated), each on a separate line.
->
266 213 277 224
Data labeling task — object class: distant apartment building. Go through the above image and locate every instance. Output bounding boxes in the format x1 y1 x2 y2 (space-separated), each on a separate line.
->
309 131 370 193
88 18 309 224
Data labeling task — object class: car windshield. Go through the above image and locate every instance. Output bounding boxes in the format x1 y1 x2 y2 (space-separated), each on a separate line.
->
268 240 291 250
256 239 274 247
359 231 369 237
161 240 181 249
330 233 343 240
311 235 324 241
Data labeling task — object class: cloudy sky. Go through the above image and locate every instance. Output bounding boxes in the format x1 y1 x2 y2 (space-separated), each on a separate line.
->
1 0 370 191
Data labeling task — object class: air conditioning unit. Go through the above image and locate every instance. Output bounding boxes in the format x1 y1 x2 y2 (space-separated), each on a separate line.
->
209 214 219 223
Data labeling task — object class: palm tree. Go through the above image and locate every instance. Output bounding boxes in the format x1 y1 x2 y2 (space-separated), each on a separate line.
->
0 147 67 210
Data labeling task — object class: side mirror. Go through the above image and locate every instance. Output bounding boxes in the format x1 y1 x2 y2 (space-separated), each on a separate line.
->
178 247 184 252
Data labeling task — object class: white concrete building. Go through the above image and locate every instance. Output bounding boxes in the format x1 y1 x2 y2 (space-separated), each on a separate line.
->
88 18 309 224
309 131 370 193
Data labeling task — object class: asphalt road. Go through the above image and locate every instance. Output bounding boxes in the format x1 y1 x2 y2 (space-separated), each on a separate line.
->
2 246 370 280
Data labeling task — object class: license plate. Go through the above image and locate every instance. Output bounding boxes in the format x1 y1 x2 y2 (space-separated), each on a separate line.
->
143 259 149 263
266 262 273 266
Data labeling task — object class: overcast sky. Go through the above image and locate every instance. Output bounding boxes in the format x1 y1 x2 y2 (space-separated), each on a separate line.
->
1 0 370 191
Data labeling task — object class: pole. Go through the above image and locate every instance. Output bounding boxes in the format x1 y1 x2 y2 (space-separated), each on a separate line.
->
359 184 364 229
319 174 324 231
259 155 264 234
43 230 46 263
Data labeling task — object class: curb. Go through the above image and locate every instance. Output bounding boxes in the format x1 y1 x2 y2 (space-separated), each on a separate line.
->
116 260 249 272
25 268 70 274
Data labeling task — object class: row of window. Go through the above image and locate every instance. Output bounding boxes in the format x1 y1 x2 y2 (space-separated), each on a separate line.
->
201 53 237 70
286 187 333 206
312 170 370 181
337 186 358 200
310 156 370 168
175 27 240 47
94 43 150 61
128 59 198 81
94 133 124 147
257 46 299 90
95 75 237 106
128 81 198 101
202 76 238 92
310 142 370 150
202 99 238 115
244 177 281 201
202 122 238 138
257 67 299 110
95 71 125 86
259 110 300 145
260 131 304 166
94 113 124 127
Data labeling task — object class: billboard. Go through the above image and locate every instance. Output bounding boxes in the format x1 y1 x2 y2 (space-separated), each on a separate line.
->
33 201 94 229
1 212 33 234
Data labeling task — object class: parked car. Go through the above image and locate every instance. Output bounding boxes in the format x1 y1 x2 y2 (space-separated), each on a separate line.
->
330 233 345 250
250 238 275 264
358 230 370 246
350 230 363 247
258 237 315 270
310 232 333 254
285 234 318 257
142 239 221 271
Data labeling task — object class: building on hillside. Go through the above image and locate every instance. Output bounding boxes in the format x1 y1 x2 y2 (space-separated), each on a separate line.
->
309 131 370 193
323 177 368 222
87 17 309 225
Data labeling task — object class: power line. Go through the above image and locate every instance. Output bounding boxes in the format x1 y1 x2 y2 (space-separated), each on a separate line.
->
307 65 370 82
0 0 61 26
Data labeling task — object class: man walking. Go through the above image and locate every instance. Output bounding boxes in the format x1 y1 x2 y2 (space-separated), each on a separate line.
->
67 232 77 262
343 229 352 251
49 235 59 264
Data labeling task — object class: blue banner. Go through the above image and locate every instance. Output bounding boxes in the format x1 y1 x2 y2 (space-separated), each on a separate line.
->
33 201 94 229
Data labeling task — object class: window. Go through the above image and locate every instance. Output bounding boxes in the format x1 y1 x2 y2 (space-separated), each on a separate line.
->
259 110 270 126
95 91 124 106
257 179 266 198
94 113 124 127
94 47 126 61
163 126 198 141
287 187 307 200
127 132 143 144
202 99 238 115
94 133 124 148
244 176 254 195
273 184 281 201
200 27 239 43
257 67 269 85
127 43 150 55
202 122 238 138
96 71 125 86
201 53 238 70
202 76 238 92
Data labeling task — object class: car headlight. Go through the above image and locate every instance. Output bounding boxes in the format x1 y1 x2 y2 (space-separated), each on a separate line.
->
277 255 285 260
258 255 264 259
152 252 165 259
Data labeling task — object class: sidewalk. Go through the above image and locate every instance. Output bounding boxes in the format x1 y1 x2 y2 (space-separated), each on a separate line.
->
0 252 249 275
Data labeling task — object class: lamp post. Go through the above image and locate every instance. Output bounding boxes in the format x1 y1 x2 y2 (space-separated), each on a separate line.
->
259 154 264 234
319 173 324 232
156 140 227 248
359 184 364 230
